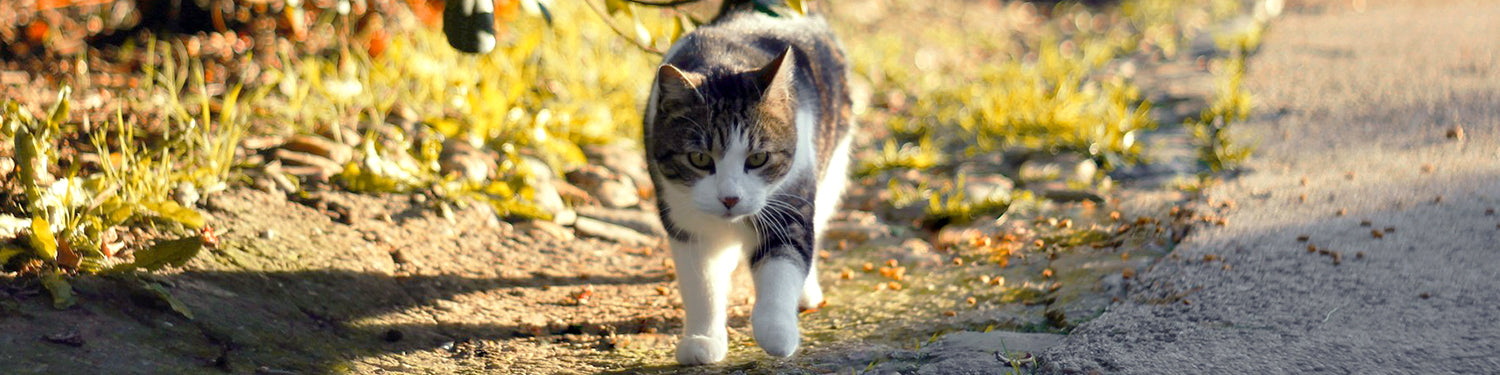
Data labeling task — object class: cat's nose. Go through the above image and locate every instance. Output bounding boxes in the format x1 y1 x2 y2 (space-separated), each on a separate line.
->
721 197 740 209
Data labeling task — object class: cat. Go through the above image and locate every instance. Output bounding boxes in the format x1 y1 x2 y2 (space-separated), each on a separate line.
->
643 0 854 365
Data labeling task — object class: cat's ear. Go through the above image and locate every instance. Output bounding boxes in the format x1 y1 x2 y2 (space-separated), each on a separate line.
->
657 64 704 104
755 46 796 99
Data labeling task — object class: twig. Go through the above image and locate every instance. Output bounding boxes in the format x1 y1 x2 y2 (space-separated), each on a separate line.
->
1322 301 1350 323
583 0 664 55
619 0 704 6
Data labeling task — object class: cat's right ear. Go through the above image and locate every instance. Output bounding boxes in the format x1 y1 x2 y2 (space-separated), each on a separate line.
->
657 64 704 104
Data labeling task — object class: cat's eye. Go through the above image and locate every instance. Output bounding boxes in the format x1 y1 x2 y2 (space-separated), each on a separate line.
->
687 152 714 170
746 152 769 169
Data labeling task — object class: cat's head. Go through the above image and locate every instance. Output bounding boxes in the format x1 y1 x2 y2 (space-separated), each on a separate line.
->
648 48 800 221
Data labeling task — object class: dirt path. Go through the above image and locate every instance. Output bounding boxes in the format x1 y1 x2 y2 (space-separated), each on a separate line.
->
0 179 1183 374
1042 0 1500 373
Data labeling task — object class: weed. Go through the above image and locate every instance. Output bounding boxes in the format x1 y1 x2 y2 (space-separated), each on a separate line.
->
1190 41 1256 176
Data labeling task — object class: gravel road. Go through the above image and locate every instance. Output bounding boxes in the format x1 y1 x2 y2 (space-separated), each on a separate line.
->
1043 0 1500 373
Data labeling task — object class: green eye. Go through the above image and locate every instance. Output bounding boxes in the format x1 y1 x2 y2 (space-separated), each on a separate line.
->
688 152 714 170
746 152 769 169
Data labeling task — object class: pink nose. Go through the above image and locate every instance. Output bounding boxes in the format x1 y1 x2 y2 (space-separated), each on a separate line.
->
721 197 740 209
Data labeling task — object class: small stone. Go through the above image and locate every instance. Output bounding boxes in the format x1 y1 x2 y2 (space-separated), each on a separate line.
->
273 149 344 178
551 209 578 226
583 143 651 195
439 137 494 183
961 174 1014 204
574 206 666 237
1018 154 1097 184
518 220 574 241
573 217 654 247
43 331 84 347
1370 229 1384 239
566 166 641 209
173 182 201 208
1446 125 1464 141
259 229 277 240
1 214 29 242
519 157 567 215
0 157 14 179
281 134 354 164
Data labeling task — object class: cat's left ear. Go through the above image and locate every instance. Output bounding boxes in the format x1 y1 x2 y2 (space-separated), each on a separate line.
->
755 46 796 99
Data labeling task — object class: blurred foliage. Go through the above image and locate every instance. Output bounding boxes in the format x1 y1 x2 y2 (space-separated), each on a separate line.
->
262 0 674 218
1191 33 1256 175
851 0 1248 223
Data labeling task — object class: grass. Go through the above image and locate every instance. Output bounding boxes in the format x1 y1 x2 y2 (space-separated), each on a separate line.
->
1190 33 1257 176
848 0 1250 227
3 1 675 300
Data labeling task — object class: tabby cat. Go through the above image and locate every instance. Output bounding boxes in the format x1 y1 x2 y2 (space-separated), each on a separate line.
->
644 0 854 365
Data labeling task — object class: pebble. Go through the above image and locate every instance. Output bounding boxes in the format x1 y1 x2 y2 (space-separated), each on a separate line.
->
573 217 655 247
1018 153 1097 184
439 137 494 183
0 156 14 178
565 165 641 209
574 205 666 237
1 214 30 242
519 157 567 215
583 142 651 195
174 182 201 208
551 209 578 226
518 219 574 241
273 149 344 178
281 134 353 164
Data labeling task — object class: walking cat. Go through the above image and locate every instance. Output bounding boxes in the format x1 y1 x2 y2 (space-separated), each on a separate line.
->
643 0 854 365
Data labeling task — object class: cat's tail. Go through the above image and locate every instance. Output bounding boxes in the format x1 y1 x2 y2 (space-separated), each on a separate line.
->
715 0 756 16
713 0 799 22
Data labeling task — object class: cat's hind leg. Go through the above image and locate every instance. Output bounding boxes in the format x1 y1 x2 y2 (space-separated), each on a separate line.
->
799 260 823 311
671 239 740 365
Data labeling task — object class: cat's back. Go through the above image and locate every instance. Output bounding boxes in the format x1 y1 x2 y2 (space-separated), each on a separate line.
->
662 9 843 83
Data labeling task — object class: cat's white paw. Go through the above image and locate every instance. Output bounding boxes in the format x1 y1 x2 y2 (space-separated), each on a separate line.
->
752 310 801 357
676 335 728 365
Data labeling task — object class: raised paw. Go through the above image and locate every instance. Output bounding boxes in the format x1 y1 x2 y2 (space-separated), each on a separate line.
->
676 334 728 365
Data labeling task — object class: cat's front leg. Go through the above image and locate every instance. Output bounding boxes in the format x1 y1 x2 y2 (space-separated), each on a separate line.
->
671 239 739 365
751 247 809 358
